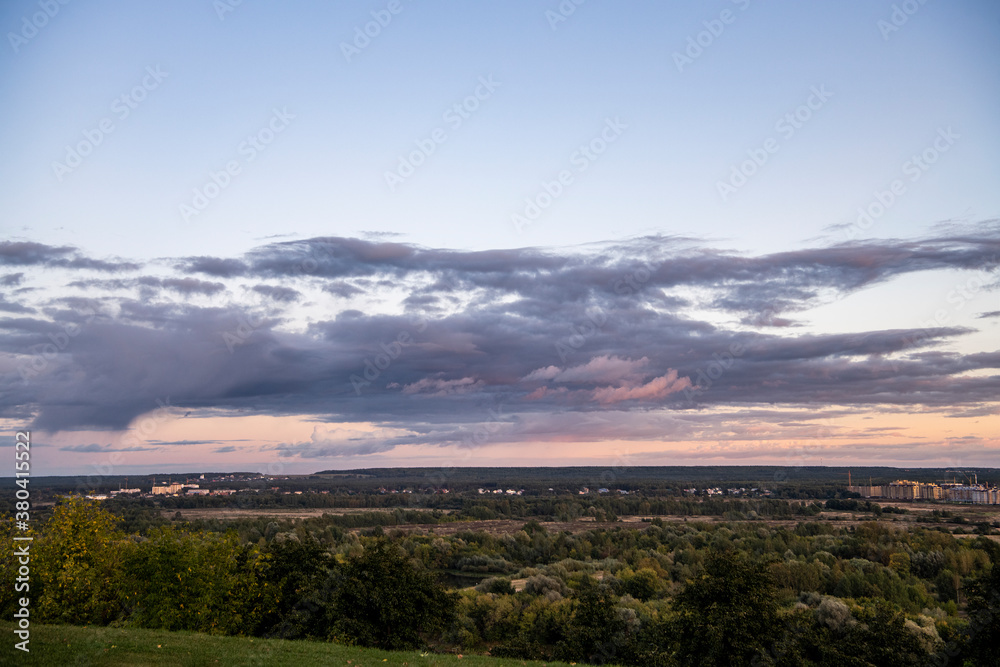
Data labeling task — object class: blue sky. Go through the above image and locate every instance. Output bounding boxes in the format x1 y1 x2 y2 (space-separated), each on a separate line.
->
4 0 999 257
1 1 998 475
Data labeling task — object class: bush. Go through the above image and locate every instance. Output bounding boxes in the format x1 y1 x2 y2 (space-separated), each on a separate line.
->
475 577 516 595
524 574 568 598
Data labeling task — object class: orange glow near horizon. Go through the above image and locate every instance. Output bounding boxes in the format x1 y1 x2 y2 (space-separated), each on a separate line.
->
21 404 1000 476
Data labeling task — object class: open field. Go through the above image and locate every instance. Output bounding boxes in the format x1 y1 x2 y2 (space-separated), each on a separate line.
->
874 500 1000 518
154 500 1000 536
0 623 580 667
159 507 456 520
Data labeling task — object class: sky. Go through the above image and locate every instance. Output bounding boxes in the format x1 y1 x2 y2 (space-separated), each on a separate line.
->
1 0 998 477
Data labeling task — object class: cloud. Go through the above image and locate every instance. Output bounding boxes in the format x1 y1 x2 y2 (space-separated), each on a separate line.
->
137 277 226 296
592 369 692 404
0 226 996 455
0 296 33 313
60 443 159 452
402 376 485 395
548 355 650 384
0 242 139 272
323 281 366 298
0 241 74 266
178 256 248 278
252 284 301 303
147 439 221 446
276 426 409 458
522 366 561 382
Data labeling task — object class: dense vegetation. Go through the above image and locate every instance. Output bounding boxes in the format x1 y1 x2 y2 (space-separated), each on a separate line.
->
3 496 1000 665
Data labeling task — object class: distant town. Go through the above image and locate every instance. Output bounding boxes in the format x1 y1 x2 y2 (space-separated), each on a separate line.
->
83 473 266 500
27 466 996 508
848 472 1000 505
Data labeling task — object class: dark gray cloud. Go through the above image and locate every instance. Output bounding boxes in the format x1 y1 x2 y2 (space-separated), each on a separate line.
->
231 227 999 320
252 284 301 303
178 256 248 278
1 228 997 454
60 443 159 452
0 296 33 313
68 277 226 298
0 241 139 272
159 277 226 296
148 440 221 446
323 281 366 298
0 242 74 266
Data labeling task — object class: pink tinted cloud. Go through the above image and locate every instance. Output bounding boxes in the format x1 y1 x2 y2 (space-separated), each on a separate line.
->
591 369 691 405
521 365 561 382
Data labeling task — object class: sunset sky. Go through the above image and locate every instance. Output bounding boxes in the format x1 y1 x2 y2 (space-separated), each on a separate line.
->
1 1 998 476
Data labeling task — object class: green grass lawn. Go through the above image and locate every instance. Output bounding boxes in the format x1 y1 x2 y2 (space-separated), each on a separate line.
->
0 623 580 666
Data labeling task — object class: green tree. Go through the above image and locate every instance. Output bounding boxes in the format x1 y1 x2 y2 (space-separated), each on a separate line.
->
33 497 126 624
256 537 335 639
672 550 779 666
118 526 265 634
622 567 662 601
833 601 925 666
962 564 1000 666
557 581 631 664
331 540 456 649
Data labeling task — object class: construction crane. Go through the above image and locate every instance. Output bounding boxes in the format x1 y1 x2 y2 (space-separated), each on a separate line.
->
941 470 978 486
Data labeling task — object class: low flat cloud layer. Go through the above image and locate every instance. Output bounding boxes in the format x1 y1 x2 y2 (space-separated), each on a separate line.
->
1 226 998 461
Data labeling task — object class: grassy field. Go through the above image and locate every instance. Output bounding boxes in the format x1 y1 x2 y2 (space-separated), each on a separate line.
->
0 623 580 666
